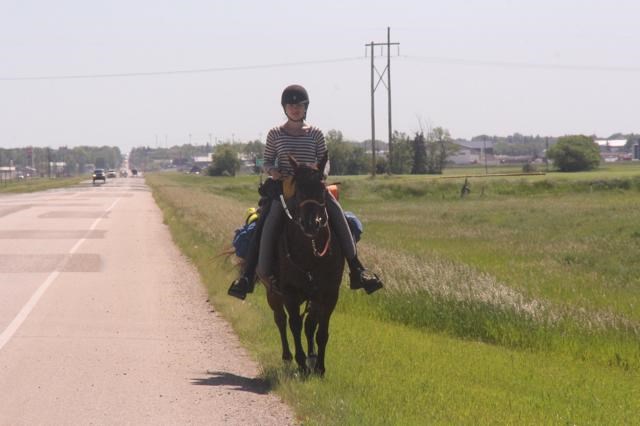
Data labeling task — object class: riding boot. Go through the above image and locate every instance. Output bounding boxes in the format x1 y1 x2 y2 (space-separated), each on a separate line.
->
227 233 259 300
227 276 250 300
347 255 383 295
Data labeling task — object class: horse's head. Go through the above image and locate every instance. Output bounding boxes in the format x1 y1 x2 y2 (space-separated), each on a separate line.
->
288 154 329 238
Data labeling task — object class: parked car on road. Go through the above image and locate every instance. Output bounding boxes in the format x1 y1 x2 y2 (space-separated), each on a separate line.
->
92 169 106 184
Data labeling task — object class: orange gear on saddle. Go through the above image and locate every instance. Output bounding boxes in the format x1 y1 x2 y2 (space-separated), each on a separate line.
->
327 184 339 201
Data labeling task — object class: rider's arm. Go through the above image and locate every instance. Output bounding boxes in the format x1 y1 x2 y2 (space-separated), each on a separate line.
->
263 128 280 178
314 128 329 178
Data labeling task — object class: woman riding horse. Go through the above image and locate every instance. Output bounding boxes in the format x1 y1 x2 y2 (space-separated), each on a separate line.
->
228 84 383 299
267 155 344 374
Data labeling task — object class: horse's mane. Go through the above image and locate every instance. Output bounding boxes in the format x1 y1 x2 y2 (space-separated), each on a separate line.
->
288 154 327 187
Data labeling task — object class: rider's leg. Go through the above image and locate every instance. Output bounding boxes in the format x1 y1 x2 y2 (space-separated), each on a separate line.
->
326 193 383 294
256 199 285 293
227 197 273 299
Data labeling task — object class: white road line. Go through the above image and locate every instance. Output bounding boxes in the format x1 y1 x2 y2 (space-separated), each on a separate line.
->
0 198 121 352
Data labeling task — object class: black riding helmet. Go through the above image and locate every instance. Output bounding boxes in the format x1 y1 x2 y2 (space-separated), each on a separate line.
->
281 84 309 121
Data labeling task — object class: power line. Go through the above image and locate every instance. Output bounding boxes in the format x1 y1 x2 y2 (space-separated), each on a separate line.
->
4 54 637 81
0 57 364 81
401 55 640 73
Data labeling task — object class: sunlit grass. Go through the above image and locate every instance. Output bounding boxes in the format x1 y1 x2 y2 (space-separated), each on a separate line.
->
145 170 640 424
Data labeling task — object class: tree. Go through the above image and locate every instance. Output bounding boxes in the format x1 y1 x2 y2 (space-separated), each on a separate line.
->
325 129 368 175
411 132 427 174
547 135 600 172
208 144 240 176
243 140 264 160
389 131 413 174
425 127 455 174
326 130 348 175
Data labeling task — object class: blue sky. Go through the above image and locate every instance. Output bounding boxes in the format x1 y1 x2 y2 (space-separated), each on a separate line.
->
2 0 639 152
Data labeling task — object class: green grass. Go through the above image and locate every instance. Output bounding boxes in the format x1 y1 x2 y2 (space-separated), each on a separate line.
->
145 168 640 425
0 176 86 193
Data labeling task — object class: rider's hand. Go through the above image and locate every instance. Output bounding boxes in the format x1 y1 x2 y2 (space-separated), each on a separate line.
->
270 169 282 180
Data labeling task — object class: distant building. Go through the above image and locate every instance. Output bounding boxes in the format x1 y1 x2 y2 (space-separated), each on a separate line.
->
192 153 214 168
596 139 631 162
449 140 496 165
595 139 627 152
0 166 17 179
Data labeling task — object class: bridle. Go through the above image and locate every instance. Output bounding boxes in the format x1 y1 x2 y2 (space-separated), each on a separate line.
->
300 197 331 257
281 183 331 258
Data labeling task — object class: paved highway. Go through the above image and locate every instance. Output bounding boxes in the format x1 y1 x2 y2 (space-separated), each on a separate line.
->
0 177 293 425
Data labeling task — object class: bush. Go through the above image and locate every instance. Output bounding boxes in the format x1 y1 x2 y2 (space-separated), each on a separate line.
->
522 162 538 173
207 145 240 176
547 135 600 172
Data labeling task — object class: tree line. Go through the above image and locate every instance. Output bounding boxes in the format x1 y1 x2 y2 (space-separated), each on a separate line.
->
0 146 122 177
7 130 625 179
129 129 625 176
201 128 459 176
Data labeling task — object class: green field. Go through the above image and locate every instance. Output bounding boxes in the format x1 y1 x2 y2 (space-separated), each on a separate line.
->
146 164 640 425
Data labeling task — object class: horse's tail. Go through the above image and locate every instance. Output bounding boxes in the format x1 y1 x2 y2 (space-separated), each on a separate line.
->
213 247 244 267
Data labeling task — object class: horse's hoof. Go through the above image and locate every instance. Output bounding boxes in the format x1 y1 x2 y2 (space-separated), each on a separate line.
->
306 354 317 370
297 365 310 377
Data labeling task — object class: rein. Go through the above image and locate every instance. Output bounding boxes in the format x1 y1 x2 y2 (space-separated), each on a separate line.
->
311 226 331 257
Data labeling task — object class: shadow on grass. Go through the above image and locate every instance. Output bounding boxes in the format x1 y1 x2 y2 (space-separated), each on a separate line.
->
190 371 272 394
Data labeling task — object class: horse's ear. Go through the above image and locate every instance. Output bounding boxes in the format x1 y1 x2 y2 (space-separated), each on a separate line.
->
288 154 299 170
318 152 328 176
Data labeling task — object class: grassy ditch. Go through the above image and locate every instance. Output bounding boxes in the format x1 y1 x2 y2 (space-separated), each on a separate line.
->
146 170 640 425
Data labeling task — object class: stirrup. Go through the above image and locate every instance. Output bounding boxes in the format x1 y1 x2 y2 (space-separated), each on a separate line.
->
350 269 383 294
227 276 249 300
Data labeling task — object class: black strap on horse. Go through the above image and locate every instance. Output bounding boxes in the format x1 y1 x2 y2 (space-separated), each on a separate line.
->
282 231 318 297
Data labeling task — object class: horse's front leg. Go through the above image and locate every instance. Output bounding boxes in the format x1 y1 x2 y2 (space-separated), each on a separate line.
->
267 292 292 362
304 309 318 371
314 304 337 376
304 309 318 357
274 309 293 362
285 303 307 372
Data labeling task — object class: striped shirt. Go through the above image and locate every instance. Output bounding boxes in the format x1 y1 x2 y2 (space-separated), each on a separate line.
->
263 125 327 178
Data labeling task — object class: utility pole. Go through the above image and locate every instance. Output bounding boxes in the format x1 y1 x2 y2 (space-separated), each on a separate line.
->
545 137 549 172
365 27 400 177
369 41 376 177
483 138 488 175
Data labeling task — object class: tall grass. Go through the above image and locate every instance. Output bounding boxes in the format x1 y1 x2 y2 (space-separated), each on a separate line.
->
146 170 640 424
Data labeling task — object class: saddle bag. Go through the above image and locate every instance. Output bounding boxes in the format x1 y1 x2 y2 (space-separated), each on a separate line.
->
232 221 257 259
344 211 363 243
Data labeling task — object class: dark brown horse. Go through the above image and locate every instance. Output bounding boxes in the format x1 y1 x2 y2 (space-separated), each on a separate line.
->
264 154 344 376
